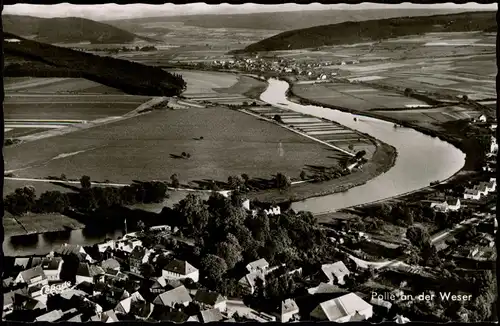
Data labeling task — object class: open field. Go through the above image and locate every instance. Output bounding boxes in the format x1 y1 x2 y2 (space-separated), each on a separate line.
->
285 31 495 103
371 105 481 126
245 105 375 158
292 83 428 111
4 93 149 121
5 77 127 94
4 79 152 139
5 106 337 185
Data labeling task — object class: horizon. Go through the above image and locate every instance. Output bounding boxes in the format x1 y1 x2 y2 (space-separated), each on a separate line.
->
4 2 497 21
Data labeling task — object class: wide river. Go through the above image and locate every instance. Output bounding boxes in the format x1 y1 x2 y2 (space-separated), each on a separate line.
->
260 78 466 214
3 78 466 256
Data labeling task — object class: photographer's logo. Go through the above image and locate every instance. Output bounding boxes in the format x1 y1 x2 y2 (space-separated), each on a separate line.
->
41 281 71 295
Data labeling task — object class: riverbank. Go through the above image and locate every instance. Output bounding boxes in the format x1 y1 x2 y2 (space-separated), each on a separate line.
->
247 136 397 203
4 213 85 237
287 82 478 209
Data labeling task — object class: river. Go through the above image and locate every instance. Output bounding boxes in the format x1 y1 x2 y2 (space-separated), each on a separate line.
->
260 78 466 213
3 77 466 256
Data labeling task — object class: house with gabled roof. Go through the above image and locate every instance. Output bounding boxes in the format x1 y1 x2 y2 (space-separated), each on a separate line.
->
13 265 48 289
474 184 489 196
12 292 47 312
75 263 105 284
114 290 145 315
246 258 269 274
194 290 227 312
41 257 63 281
159 310 199 322
152 285 192 308
275 298 300 322
129 246 152 274
310 292 373 322
90 309 119 323
151 276 183 294
162 259 199 282
464 188 481 200
199 308 224 323
35 309 64 322
321 261 351 285
129 300 154 320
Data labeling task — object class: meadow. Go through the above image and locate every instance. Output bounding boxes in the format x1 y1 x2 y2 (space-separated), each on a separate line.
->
5 77 127 94
292 83 427 111
5 107 336 185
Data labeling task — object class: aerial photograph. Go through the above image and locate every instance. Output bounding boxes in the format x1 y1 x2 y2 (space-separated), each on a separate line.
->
1 2 497 323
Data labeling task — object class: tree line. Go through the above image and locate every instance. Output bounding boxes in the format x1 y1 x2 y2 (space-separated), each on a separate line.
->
4 176 169 216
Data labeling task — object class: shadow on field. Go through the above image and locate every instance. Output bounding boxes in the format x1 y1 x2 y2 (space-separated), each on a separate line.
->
169 154 185 159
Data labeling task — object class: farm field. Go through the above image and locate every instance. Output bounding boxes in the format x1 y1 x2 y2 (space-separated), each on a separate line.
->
5 107 337 185
371 105 481 126
4 78 152 139
292 83 427 111
4 77 126 94
4 93 149 120
244 106 376 158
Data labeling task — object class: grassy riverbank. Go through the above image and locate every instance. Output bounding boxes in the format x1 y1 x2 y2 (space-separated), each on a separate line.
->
247 134 397 203
287 82 482 210
4 212 85 237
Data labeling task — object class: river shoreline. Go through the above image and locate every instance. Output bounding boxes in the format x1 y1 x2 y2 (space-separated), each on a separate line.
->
286 81 477 210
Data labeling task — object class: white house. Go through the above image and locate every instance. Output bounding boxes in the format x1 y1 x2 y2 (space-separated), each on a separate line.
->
41 257 63 281
14 266 48 289
98 240 116 253
490 136 498 153
463 189 481 200
246 258 269 274
264 206 281 216
483 180 496 192
476 114 487 123
115 238 142 254
394 315 411 324
474 184 489 196
431 198 461 212
321 261 350 285
162 259 199 283
310 293 373 322
276 299 300 322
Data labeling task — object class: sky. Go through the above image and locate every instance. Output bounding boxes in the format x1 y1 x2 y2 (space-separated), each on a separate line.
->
4 2 497 21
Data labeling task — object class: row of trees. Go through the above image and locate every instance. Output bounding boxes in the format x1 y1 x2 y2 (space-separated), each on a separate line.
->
4 176 169 216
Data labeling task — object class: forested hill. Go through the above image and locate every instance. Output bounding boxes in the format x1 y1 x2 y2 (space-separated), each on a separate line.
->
4 33 186 96
233 11 497 53
3 15 156 44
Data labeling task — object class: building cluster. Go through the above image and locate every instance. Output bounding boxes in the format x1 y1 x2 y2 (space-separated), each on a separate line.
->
3 224 412 324
201 56 358 80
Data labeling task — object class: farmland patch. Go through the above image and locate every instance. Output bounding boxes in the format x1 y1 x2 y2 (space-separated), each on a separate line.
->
5 107 339 185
